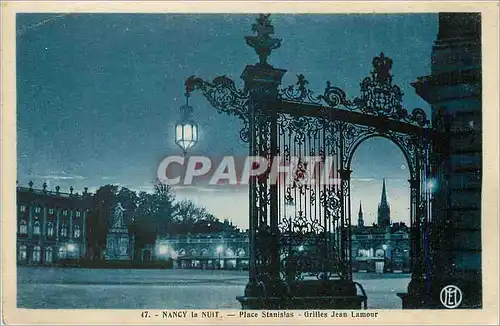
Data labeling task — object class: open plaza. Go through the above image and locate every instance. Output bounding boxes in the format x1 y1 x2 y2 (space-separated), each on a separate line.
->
17 267 410 309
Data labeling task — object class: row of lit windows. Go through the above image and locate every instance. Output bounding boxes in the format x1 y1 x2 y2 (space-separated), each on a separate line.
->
156 247 246 257
19 205 82 217
18 245 74 263
18 220 81 238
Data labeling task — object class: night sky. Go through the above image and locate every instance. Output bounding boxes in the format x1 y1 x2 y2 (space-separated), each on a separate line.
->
16 13 438 229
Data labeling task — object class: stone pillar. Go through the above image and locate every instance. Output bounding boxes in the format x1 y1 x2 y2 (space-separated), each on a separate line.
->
82 210 87 257
41 206 47 263
401 13 482 309
240 63 286 297
55 208 60 241
42 206 47 238
28 204 33 240
69 209 73 240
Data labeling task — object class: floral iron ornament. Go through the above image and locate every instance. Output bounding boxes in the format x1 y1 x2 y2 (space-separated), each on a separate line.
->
185 75 250 142
280 53 429 127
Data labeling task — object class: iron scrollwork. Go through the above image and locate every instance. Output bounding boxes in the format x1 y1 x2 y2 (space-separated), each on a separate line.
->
185 75 251 142
280 74 323 104
279 53 429 127
182 13 432 296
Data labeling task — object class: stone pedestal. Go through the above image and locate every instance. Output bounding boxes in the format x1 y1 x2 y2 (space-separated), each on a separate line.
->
105 227 132 261
398 273 482 309
237 279 367 310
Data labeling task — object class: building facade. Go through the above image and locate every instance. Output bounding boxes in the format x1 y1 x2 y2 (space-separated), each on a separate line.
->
144 231 250 270
17 180 409 273
17 182 92 265
351 179 411 273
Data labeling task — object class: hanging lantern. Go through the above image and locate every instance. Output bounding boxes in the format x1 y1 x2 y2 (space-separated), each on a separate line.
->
174 93 198 154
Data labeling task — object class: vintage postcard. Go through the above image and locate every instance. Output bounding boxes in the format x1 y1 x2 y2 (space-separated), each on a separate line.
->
1 1 499 325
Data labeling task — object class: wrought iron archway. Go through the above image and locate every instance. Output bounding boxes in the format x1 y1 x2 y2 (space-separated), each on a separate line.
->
183 14 434 309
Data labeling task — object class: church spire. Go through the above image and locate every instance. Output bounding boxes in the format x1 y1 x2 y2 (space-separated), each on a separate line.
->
381 178 388 206
377 178 391 227
358 201 364 227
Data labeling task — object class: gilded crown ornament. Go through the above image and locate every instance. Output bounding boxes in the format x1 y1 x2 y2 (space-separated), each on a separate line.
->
372 52 393 84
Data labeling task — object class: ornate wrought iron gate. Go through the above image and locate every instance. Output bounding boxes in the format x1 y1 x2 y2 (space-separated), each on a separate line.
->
184 14 433 309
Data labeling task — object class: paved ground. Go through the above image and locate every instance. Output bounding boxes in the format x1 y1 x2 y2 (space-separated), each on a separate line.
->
17 267 410 309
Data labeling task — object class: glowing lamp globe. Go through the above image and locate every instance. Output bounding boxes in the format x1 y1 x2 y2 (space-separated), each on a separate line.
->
427 179 437 193
67 243 76 252
175 103 198 154
158 244 169 255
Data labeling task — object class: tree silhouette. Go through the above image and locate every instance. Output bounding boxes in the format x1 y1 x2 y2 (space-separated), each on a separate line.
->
89 184 118 260
88 181 237 260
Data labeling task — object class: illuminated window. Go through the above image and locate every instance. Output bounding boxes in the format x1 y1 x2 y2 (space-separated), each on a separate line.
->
19 220 27 234
32 245 41 262
18 245 27 261
58 246 67 259
47 222 54 237
45 247 53 263
20 205 26 212
74 225 81 238
33 221 41 235
75 211 81 217
48 208 55 215
62 210 68 216
60 224 67 237
35 206 41 213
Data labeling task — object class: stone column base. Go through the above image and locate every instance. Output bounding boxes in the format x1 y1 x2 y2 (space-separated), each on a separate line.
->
237 279 367 309
236 295 366 310
398 275 482 309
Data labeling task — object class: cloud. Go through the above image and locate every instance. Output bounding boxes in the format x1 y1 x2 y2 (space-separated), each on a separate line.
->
172 185 224 193
352 178 375 182
171 185 246 194
101 176 117 180
34 171 86 180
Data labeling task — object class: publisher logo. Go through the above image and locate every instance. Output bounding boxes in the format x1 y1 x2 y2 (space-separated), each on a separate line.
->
440 285 462 309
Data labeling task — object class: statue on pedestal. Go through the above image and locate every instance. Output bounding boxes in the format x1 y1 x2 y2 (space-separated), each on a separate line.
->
105 202 133 261
111 202 126 228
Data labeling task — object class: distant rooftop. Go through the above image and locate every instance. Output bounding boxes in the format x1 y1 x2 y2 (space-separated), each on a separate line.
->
17 182 92 199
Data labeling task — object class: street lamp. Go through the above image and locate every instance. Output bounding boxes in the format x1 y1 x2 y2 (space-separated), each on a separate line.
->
66 242 77 260
175 93 198 155
216 245 223 270
157 244 169 256
426 179 436 194
66 243 76 252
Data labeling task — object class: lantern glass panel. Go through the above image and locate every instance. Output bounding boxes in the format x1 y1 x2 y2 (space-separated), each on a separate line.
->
175 124 183 142
183 124 193 141
192 124 198 142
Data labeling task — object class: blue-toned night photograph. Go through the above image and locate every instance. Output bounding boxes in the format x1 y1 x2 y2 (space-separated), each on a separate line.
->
15 12 482 311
